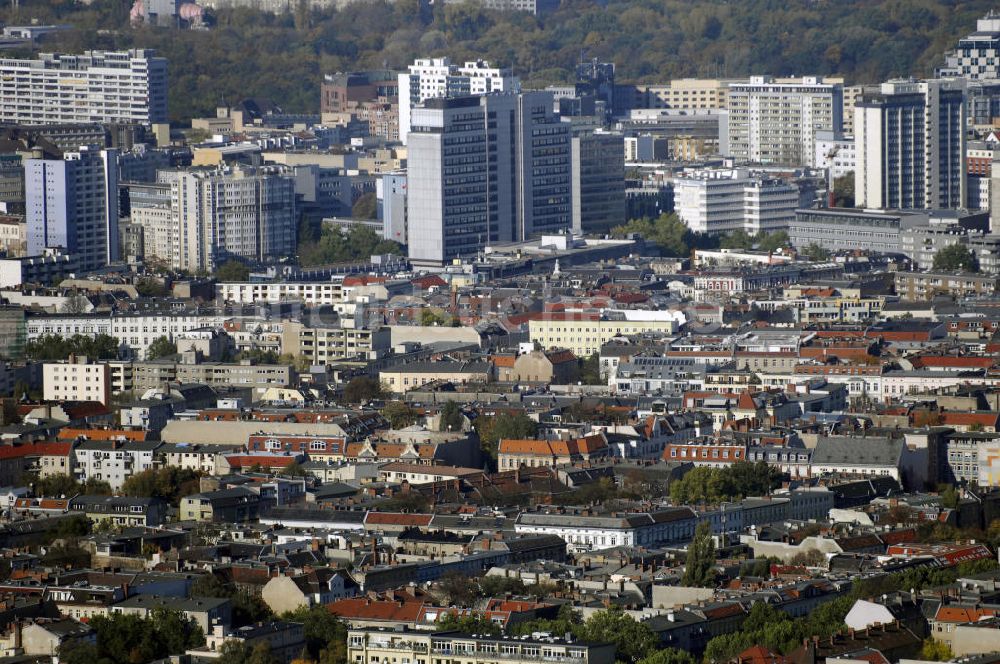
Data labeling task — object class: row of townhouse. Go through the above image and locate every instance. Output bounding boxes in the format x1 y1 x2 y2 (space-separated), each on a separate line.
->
27 311 391 364
26 312 228 359
667 435 921 486
514 507 698 552
705 364 1000 402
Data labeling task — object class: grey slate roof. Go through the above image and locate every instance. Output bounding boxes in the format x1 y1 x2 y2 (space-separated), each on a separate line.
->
811 436 903 467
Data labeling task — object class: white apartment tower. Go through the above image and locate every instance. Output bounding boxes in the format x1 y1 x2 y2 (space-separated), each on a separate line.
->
726 76 843 167
26 146 119 272
407 92 571 265
674 168 798 235
0 49 168 125
397 57 520 144
855 79 966 210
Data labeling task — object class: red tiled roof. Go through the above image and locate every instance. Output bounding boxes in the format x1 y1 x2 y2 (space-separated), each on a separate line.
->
912 356 995 369
935 606 998 623
498 434 607 457
343 276 387 286
734 645 788 664
412 275 447 289
364 512 433 526
491 355 517 368
545 350 577 364
940 412 999 426
326 598 427 621
0 441 73 459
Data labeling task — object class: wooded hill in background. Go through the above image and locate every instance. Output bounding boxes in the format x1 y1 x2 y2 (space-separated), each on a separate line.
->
2 0 994 123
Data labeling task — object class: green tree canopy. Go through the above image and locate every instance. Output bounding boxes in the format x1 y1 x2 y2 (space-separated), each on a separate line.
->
25 333 119 361
342 376 386 403
801 243 832 261
121 467 201 506
60 609 204 664
280 606 348 662
383 401 419 428
299 224 403 267
757 230 790 253
932 244 979 272
438 400 465 432
474 412 539 461
682 521 717 588
146 336 178 360
669 462 782 505
579 353 602 385
436 612 503 636
352 192 378 220
579 607 659 664
720 229 753 250
612 213 702 257
833 173 855 208
214 260 251 281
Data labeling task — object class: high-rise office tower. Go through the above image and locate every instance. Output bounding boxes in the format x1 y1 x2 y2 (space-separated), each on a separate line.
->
854 79 966 210
26 146 119 271
571 130 626 234
406 92 571 265
726 76 843 167
0 50 168 126
397 58 520 144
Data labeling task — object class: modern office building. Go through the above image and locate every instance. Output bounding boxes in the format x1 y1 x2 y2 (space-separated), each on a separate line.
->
789 208 928 254
674 168 798 235
571 130 626 234
854 79 966 210
26 146 119 271
619 78 736 113
938 12 1000 80
965 81 1000 129
407 92 571 265
726 76 843 167
0 49 168 125
397 58 519 144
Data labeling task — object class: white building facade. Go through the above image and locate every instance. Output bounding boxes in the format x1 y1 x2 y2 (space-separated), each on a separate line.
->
726 76 843 167
0 49 167 125
397 57 519 144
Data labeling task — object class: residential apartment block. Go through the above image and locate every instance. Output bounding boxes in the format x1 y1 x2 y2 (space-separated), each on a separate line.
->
726 76 843 167
398 58 519 144
528 311 682 357
73 440 161 491
43 355 111 405
0 49 168 125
